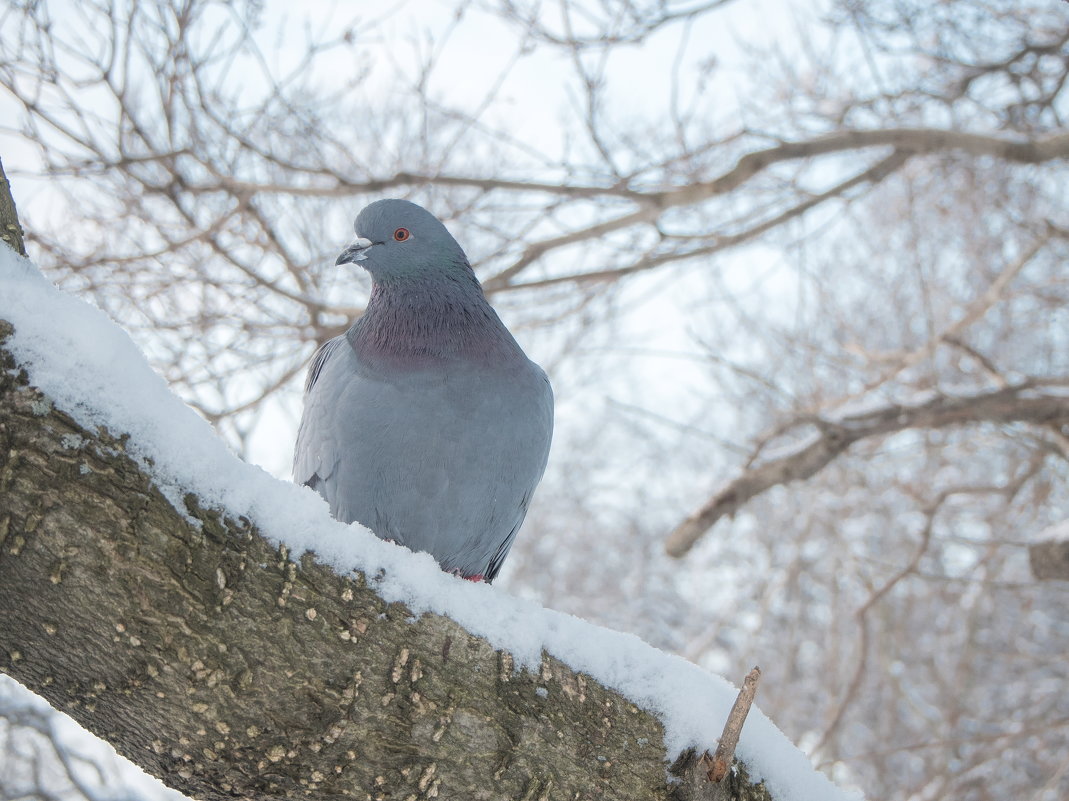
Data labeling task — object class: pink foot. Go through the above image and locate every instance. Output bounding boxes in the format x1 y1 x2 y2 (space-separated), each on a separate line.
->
450 568 485 582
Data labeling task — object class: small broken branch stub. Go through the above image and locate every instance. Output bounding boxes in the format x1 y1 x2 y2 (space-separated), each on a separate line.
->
703 666 762 783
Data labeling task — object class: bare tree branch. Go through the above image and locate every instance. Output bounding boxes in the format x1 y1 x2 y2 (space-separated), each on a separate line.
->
0 320 773 801
667 383 1069 557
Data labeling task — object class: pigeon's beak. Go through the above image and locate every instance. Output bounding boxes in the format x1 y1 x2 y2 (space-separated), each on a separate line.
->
336 236 374 266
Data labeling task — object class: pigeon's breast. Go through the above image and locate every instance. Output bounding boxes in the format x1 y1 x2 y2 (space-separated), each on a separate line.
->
326 346 552 575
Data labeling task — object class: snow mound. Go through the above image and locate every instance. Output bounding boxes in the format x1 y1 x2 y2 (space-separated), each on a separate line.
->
0 245 862 801
1036 520 1069 543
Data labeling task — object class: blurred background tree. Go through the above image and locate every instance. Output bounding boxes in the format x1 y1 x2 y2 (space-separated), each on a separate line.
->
2 1 1068 799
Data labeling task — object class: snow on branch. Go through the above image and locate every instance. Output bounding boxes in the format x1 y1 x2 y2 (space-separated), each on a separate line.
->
0 246 859 801
0 316 756 800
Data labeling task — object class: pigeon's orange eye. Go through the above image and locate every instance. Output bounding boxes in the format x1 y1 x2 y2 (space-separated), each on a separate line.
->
393 227 410 242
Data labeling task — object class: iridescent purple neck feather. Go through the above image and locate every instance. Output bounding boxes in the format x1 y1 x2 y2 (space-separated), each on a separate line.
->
348 267 522 369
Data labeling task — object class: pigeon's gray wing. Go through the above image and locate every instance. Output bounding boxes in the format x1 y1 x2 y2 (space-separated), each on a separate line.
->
483 370 553 582
485 491 533 583
293 336 347 497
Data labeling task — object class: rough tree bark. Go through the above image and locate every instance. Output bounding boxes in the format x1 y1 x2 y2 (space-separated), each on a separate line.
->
0 158 26 256
1030 523 1069 581
0 311 773 801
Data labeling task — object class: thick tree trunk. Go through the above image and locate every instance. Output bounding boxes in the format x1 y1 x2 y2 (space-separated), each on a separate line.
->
1030 526 1069 580
0 317 771 801
0 158 27 256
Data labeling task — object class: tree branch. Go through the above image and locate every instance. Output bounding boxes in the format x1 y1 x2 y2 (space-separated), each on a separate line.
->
0 320 772 801
666 383 1069 557
1030 521 1069 581
495 149 910 292
705 667 761 783
124 126 1068 293
0 158 26 257
483 127 1069 290
172 129 1069 204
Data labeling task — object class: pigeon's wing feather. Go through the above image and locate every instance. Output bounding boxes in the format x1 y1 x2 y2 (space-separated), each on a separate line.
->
293 336 347 493
477 367 554 581
305 336 345 394
485 500 528 583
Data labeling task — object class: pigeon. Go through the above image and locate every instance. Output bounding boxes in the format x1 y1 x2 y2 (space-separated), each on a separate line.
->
294 199 553 582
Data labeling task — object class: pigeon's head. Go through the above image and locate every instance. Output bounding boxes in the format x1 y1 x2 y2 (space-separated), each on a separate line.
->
336 199 471 283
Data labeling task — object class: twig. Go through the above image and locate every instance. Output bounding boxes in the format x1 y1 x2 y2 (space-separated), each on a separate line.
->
701 666 761 783
828 230 1051 412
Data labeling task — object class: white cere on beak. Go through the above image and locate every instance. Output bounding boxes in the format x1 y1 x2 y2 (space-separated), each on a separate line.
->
337 236 375 266
350 236 373 260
